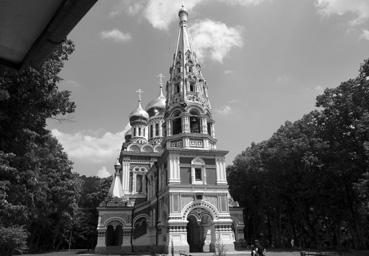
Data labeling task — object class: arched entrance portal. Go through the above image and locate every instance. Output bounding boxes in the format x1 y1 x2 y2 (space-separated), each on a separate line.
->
186 208 215 252
105 221 123 247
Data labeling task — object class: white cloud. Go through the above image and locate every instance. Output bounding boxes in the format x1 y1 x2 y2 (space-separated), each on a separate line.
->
224 70 235 75
216 105 233 115
361 29 369 40
100 29 132 43
314 85 325 95
52 123 131 163
144 0 203 30
110 0 145 17
97 166 111 178
315 0 369 25
117 0 269 30
190 20 243 63
276 74 291 84
218 0 270 5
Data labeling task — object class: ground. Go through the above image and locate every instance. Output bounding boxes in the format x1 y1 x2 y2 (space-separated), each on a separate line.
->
22 249 369 256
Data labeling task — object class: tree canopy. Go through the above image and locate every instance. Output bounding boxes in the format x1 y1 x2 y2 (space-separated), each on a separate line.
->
228 59 369 250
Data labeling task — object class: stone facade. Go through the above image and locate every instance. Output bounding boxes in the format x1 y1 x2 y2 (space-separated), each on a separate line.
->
95 6 245 255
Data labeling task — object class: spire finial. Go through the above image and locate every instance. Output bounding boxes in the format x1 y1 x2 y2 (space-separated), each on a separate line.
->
178 1 188 23
136 88 144 103
158 73 165 97
158 73 165 89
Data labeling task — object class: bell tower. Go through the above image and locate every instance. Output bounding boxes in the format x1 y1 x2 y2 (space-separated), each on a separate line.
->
163 6 216 151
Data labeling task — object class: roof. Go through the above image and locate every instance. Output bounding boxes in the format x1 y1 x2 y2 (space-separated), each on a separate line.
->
0 0 97 69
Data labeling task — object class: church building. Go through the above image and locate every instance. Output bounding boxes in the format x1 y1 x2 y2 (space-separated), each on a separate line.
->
95 6 245 254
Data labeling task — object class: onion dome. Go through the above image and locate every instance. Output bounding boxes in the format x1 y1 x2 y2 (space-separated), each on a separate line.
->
146 78 166 117
129 89 149 123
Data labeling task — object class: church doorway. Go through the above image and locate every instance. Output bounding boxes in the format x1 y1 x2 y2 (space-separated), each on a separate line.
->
105 222 123 247
186 208 214 253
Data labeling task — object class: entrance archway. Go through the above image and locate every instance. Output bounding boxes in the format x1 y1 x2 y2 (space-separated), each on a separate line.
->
105 221 123 247
186 208 214 252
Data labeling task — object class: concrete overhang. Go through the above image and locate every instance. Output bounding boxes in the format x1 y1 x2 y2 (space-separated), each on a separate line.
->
0 0 97 70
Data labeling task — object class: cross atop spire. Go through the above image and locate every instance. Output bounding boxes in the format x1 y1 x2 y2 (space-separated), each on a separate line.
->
136 89 144 102
158 73 165 88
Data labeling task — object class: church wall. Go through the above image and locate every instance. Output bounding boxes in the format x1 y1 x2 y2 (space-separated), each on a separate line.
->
180 167 191 184
206 168 216 185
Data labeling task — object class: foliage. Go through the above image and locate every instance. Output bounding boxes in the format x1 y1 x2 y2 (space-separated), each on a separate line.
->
228 59 369 250
0 226 28 256
0 40 80 253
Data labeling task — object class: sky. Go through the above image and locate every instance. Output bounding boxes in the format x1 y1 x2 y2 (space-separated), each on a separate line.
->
48 0 369 178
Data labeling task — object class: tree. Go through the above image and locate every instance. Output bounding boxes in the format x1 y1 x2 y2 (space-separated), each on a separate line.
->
0 40 79 253
228 59 369 250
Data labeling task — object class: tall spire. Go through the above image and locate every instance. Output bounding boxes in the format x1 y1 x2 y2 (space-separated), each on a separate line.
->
166 5 211 111
175 4 191 60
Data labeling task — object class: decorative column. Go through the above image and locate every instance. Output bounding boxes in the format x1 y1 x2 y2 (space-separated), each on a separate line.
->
122 227 133 252
122 160 130 194
96 215 106 249
211 123 215 138
201 117 207 134
133 173 137 193
216 157 227 184
167 120 172 136
183 115 190 133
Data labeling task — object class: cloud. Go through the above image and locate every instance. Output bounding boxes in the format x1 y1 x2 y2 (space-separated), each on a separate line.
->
216 105 233 115
52 123 131 163
100 29 132 43
144 0 203 30
97 166 111 178
314 85 325 95
315 0 369 25
276 74 291 84
110 0 145 17
117 0 269 30
190 20 243 63
224 70 235 75
361 29 369 40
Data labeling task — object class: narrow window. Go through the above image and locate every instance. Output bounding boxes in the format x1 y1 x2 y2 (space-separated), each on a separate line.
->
173 118 182 135
195 168 202 181
207 123 212 136
190 84 194 92
138 127 141 136
129 172 133 192
136 175 143 193
133 128 136 137
176 83 180 93
190 117 200 133
143 128 145 137
150 125 153 138
155 123 159 136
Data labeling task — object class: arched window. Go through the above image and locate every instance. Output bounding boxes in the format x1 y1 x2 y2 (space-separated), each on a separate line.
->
133 128 136 137
190 110 201 133
138 127 141 136
172 111 182 135
150 125 153 138
176 83 180 93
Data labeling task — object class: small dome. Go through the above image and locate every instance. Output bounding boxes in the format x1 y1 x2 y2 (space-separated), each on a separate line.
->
146 85 166 117
129 102 149 122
